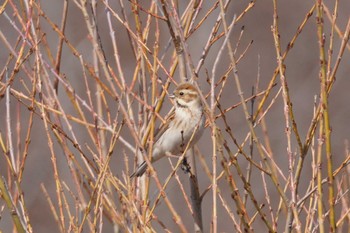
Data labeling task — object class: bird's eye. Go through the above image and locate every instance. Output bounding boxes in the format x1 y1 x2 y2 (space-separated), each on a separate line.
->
179 92 184 96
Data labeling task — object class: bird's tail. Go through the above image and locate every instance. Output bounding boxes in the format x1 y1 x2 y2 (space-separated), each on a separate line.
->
130 161 148 178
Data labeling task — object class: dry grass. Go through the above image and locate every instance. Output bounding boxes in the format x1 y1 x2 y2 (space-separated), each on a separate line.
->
0 0 350 232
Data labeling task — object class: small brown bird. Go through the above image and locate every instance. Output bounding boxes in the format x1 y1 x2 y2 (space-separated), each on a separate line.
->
131 83 205 177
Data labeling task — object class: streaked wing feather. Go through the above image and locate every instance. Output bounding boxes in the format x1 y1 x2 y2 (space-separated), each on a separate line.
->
144 108 175 151
153 109 175 142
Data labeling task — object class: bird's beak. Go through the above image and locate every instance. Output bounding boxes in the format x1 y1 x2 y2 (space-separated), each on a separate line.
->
168 93 175 99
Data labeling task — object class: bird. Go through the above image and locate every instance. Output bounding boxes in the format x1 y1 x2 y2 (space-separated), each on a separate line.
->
130 82 205 177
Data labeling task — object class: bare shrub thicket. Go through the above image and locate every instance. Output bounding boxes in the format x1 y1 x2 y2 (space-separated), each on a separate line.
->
0 0 350 232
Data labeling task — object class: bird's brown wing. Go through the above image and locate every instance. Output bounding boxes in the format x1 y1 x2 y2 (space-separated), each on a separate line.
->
142 107 175 152
153 108 175 142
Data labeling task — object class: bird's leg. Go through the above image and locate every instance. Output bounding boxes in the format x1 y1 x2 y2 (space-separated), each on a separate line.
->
180 130 185 152
181 157 191 174
179 130 191 173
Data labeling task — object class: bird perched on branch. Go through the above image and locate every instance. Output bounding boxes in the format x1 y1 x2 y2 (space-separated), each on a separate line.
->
131 83 205 177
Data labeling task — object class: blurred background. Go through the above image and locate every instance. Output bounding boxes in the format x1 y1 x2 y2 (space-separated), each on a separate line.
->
0 0 350 232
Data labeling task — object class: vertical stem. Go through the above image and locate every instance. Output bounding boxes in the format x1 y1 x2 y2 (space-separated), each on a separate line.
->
53 0 68 93
271 0 302 231
211 125 217 233
316 1 336 232
316 116 325 233
0 178 26 233
187 148 203 232
5 69 16 173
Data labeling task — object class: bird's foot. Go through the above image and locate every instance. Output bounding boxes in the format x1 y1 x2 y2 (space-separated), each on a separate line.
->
181 157 191 174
